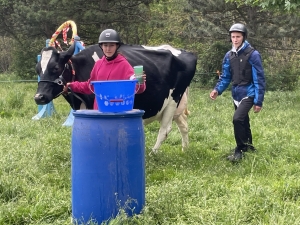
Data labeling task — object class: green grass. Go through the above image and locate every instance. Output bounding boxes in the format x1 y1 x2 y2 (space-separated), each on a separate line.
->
1 82 300 224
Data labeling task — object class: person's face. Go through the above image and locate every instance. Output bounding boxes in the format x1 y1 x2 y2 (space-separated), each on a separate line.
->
231 32 244 49
101 43 118 57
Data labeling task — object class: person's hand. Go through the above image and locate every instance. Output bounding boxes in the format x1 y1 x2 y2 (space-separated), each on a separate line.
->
142 71 146 83
253 105 262 113
210 89 218 100
63 83 70 93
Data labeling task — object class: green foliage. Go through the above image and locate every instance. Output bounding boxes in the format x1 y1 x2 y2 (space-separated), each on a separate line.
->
0 0 162 78
6 90 25 109
147 0 196 48
263 52 300 91
226 0 300 11
265 73 299 92
194 72 219 88
0 36 12 73
186 0 300 51
1 0 300 91
11 39 43 79
192 41 228 88
0 83 37 118
0 72 19 81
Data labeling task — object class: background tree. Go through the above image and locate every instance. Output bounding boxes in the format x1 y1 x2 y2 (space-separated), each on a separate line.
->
184 0 300 88
0 0 299 90
0 37 12 73
226 0 300 11
0 0 157 78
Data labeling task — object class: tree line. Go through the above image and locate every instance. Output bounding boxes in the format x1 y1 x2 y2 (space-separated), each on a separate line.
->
0 0 299 90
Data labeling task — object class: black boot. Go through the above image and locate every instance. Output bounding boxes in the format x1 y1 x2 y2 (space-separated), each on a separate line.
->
227 147 244 162
247 144 256 152
244 143 256 152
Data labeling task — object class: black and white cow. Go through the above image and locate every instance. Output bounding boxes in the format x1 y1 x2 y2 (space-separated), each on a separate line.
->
34 43 197 152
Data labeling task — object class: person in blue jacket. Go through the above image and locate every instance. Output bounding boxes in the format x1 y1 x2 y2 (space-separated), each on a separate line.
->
210 23 266 162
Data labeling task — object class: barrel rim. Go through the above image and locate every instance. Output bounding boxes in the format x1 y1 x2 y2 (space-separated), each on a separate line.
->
73 109 145 118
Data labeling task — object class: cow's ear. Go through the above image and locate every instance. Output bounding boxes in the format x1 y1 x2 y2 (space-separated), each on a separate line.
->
60 43 75 64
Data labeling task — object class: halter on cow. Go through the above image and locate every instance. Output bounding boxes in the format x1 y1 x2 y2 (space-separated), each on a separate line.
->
34 43 197 153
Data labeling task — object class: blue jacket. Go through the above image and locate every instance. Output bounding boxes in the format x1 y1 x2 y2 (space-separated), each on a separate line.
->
214 41 265 107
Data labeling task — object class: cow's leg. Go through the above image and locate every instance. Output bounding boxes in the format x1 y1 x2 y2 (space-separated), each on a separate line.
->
183 87 190 116
173 90 189 151
174 112 188 151
151 101 177 154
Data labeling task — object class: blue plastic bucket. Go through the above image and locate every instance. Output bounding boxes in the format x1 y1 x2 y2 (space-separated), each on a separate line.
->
71 109 145 224
91 80 137 112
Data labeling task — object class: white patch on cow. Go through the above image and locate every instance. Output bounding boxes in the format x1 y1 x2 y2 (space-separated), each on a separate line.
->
143 89 189 153
80 102 87 109
142 44 182 57
92 52 100 62
174 90 188 117
41 50 53 74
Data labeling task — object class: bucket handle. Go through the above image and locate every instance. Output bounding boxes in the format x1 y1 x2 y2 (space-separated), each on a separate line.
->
88 81 140 102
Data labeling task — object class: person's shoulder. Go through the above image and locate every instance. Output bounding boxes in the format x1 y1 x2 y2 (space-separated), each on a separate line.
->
248 48 262 63
117 53 127 59
115 55 133 70
251 49 260 56
115 54 129 63
249 48 261 58
244 42 259 54
117 55 131 65
224 50 231 58
242 42 259 56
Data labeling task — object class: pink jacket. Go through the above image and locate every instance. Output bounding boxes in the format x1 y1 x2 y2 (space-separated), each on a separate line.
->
69 54 146 109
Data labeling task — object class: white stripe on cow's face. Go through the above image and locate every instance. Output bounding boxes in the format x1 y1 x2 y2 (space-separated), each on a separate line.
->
41 50 53 74
142 44 181 57
92 52 100 62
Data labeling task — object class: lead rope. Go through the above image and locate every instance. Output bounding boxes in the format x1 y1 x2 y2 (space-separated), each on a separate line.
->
68 86 76 111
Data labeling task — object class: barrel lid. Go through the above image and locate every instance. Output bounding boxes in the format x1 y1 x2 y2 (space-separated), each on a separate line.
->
73 109 145 118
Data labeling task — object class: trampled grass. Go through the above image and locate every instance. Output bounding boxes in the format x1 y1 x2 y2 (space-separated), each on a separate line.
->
1 82 300 224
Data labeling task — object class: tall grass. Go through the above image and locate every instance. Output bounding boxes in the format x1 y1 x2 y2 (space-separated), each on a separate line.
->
1 82 300 225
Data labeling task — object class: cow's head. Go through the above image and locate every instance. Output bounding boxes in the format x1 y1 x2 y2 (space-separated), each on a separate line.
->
34 44 75 105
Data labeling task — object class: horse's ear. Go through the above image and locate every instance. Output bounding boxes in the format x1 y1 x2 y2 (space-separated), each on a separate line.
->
60 43 75 64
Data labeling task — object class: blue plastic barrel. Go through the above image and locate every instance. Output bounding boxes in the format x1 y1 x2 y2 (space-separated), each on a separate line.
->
71 109 145 224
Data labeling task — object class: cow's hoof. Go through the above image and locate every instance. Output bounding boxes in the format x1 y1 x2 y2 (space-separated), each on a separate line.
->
149 149 158 156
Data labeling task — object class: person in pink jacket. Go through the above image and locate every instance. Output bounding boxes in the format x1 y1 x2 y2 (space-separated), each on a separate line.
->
63 29 146 110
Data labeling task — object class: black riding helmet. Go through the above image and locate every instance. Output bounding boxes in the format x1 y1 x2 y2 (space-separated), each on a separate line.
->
98 29 121 44
229 23 247 42
98 29 121 60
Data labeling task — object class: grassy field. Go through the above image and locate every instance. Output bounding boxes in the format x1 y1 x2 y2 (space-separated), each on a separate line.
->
1 82 300 225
